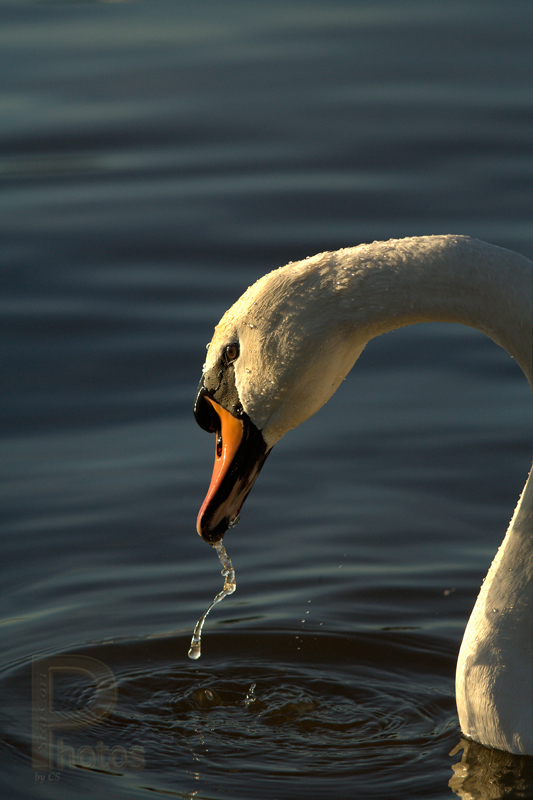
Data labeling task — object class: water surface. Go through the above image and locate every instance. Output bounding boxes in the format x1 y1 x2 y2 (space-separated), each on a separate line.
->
1 2 532 798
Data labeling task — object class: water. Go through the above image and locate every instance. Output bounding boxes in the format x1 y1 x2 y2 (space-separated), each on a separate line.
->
188 541 236 660
1 1 533 798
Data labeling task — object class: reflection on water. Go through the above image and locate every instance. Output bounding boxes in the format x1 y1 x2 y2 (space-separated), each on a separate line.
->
450 739 533 800
1 0 532 798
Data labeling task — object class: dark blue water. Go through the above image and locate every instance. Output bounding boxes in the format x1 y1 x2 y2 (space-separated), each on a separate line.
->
1 2 532 798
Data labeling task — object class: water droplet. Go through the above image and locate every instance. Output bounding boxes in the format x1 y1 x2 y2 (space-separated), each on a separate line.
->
188 541 236 660
244 683 256 707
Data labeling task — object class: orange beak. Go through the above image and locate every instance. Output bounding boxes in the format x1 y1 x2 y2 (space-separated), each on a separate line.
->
195 394 270 543
196 398 244 535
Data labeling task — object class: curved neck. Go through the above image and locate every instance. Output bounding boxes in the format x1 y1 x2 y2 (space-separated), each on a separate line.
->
332 235 532 753
234 235 531 446
333 236 532 389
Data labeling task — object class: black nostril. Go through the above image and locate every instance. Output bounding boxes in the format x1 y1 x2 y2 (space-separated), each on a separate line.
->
194 382 218 433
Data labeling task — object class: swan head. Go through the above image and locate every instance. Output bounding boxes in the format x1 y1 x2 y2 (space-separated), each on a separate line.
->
195 251 368 543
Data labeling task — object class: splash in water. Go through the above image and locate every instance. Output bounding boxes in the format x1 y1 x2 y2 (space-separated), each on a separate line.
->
188 541 236 659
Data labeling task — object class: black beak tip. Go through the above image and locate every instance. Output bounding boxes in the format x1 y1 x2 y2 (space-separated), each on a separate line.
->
194 382 217 432
198 519 227 545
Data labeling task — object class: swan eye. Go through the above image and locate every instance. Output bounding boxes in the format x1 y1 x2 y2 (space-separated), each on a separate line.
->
225 343 239 363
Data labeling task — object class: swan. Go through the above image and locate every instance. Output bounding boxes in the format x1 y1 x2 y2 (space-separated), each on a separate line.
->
193 234 533 755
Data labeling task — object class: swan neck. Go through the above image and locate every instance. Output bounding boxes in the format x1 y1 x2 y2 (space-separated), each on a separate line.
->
336 236 532 388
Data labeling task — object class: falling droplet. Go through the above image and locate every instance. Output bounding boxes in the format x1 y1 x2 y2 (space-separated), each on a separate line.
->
188 541 236 660
244 682 257 707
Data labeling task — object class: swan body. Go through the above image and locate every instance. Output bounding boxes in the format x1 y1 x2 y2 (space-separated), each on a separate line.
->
194 235 533 754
